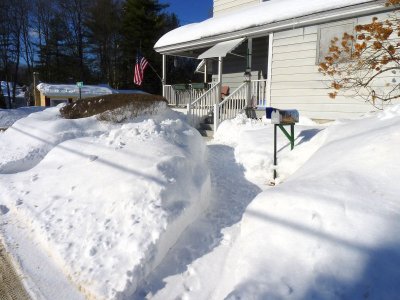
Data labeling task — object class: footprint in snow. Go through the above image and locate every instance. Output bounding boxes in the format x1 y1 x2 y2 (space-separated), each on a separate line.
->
311 211 323 229
0 205 10 215
281 277 294 295
16 199 23 206
31 174 39 182
89 247 97 256
88 155 98 162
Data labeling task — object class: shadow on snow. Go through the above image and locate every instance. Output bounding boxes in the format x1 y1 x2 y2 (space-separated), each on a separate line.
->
130 144 262 299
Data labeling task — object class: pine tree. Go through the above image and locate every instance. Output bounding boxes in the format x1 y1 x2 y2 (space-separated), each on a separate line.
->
86 0 122 87
121 0 178 93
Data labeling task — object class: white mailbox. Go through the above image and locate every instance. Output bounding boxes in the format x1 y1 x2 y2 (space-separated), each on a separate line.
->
271 109 299 124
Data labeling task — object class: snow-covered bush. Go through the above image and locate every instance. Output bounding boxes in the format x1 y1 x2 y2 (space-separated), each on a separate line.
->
60 93 167 120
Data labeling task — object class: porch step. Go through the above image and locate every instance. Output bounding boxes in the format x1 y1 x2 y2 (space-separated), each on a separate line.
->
199 123 214 131
197 122 214 139
197 128 214 138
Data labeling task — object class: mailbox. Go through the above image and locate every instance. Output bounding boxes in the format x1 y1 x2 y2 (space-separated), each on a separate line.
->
265 107 277 119
266 108 300 181
271 109 299 124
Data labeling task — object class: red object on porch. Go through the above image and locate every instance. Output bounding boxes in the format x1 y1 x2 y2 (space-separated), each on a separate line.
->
221 86 230 100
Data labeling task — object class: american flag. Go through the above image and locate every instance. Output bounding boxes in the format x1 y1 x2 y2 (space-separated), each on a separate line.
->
134 53 149 86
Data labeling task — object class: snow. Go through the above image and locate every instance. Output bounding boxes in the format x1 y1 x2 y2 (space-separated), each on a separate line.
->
155 0 376 49
0 102 210 299
1 81 26 98
1 98 400 299
36 83 144 98
135 107 400 299
212 106 400 299
0 107 46 128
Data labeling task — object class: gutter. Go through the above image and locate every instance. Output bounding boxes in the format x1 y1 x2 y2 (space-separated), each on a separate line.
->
155 0 390 55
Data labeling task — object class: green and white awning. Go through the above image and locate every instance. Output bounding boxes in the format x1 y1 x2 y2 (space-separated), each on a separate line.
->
198 38 245 59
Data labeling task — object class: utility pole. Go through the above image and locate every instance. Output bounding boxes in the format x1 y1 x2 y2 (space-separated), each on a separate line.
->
33 72 40 106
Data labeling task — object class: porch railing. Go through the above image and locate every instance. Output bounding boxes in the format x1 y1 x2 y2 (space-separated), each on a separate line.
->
213 79 268 130
164 83 213 107
251 79 268 107
165 79 268 130
214 82 248 129
188 82 220 128
165 80 267 108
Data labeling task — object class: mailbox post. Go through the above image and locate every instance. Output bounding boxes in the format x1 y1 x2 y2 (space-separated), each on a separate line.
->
266 108 299 180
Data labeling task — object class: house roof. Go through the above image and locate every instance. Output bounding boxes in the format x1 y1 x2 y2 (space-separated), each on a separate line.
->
37 83 144 98
37 83 114 98
155 0 388 55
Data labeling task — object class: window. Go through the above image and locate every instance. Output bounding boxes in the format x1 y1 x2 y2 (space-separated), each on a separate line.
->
50 99 69 107
317 21 355 64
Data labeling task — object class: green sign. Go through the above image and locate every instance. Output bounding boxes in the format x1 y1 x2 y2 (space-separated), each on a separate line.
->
76 82 83 88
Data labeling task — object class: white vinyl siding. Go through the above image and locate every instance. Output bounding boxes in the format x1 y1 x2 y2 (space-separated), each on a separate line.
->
213 0 260 16
270 12 399 120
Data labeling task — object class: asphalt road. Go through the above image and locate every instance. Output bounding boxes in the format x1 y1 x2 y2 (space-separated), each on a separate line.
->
0 242 30 300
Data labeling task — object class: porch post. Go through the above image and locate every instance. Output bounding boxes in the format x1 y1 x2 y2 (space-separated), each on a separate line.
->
214 56 223 129
248 37 253 69
204 59 208 83
217 56 223 103
162 54 166 97
267 33 273 107
246 38 253 108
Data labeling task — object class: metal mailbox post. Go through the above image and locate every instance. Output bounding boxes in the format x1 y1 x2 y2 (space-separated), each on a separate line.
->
266 108 299 180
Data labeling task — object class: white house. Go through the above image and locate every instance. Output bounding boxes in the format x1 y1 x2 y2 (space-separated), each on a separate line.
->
154 0 399 128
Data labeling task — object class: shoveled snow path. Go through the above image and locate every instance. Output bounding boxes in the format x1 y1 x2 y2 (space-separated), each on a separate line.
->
133 142 265 299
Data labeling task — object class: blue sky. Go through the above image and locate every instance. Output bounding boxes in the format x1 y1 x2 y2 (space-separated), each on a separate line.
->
161 0 213 25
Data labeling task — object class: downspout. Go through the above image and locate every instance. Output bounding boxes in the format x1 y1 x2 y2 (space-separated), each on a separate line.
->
267 33 273 107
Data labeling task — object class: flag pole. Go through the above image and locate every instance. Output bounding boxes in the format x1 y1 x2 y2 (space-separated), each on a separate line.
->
147 61 163 83
135 48 162 84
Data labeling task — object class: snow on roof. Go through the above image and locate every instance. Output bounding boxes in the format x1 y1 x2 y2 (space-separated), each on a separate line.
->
155 0 376 49
36 83 144 97
37 83 114 97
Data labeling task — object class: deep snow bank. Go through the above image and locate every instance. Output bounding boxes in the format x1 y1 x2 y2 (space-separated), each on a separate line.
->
215 114 326 183
214 106 400 299
0 103 210 299
0 106 107 174
0 107 46 128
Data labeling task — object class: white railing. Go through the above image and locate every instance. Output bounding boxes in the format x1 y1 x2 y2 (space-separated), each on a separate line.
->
214 82 248 129
163 83 213 107
166 79 269 131
163 85 176 104
188 82 220 127
251 79 268 107
163 85 190 106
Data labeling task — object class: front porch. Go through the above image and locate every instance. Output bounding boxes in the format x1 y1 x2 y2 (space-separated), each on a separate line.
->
164 79 268 128
159 35 273 132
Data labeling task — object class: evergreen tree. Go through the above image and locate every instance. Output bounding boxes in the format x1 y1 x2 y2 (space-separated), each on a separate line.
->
86 0 122 87
37 14 70 82
121 0 178 93
59 0 91 82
